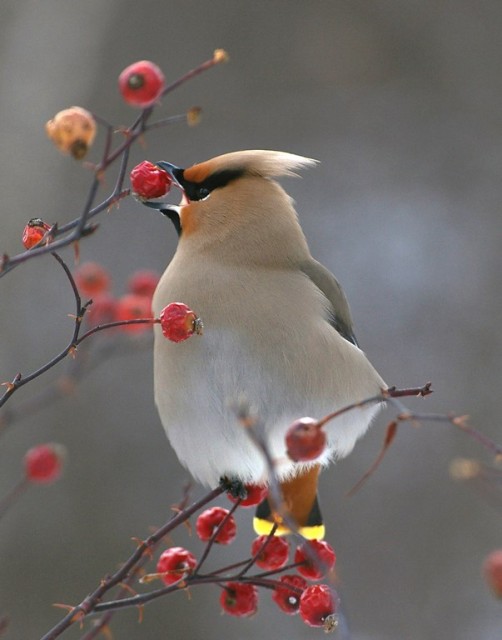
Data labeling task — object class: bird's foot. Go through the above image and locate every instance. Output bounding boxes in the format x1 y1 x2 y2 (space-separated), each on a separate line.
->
219 475 247 500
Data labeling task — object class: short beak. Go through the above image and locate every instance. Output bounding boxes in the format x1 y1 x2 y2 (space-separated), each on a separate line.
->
141 199 182 236
156 161 184 189
136 162 186 236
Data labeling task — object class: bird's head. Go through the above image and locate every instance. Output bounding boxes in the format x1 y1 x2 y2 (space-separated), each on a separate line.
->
145 150 317 262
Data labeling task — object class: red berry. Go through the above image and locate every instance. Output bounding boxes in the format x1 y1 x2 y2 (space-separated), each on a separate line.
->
115 294 153 334
220 582 258 617
195 506 236 545
156 547 197 586
86 293 117 326
24 444 64 484
130 161 172 199
74 262 111 297
159 302 203 343
299 584 337 628
251 535 290 570
22 218 51 249
119 61 165 108
227 483 268 508
483 549 502 598
127 270 160 298
285 417 326 462
272 574 308 615
295 540 336 580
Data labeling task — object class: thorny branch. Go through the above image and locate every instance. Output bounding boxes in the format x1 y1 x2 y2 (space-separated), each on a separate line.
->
78 482 194 640
40 486 225 640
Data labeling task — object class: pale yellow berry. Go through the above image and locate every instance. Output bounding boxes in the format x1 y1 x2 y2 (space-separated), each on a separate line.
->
45 106 97 159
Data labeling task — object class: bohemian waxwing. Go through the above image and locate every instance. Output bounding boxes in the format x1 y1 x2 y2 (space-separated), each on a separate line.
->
147 150 386 539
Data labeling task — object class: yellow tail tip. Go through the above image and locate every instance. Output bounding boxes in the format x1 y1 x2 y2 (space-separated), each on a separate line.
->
253 517 325 540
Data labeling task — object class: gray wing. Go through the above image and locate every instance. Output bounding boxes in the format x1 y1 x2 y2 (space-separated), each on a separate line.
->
300 258 359 347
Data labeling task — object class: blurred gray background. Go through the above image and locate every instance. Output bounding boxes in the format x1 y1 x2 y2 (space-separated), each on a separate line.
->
0 1 501 638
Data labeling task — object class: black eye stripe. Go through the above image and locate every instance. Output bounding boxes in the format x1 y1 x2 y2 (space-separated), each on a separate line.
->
179 168 244 201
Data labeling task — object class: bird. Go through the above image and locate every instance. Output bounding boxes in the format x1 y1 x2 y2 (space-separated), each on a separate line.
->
148 150 386 539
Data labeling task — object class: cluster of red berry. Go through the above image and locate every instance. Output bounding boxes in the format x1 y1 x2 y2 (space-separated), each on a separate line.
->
153 483 337 628
74 262 204 342
22 57 213 251
17 245 203 342
21 61 172 251
74 261 158 333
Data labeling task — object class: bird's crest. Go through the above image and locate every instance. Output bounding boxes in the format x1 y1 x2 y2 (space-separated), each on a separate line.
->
183 150 318 184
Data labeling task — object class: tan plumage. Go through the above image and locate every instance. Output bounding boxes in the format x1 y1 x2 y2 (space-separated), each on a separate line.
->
183 149 318 181
151 150 385 537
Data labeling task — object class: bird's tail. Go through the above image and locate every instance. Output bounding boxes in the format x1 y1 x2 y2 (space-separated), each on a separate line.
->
253 465 325 540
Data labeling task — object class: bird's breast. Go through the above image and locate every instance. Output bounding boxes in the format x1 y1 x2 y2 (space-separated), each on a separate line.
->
152 256 384 486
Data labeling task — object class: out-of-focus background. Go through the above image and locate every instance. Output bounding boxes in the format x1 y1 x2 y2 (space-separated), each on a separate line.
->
1 1 501 638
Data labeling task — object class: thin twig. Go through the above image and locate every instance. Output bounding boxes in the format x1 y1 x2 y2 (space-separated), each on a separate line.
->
236 522 278 577
0 478 29 521
0 335 152 436
146 113 194 131
0 249 158 409
0 253 86 408
92 576 288 615
40 486 224 640
79 484 194 640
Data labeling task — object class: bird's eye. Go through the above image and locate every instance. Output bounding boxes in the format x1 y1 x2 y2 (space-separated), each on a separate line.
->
183 182 211 201
197 187 210 200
